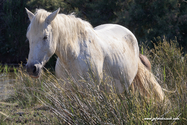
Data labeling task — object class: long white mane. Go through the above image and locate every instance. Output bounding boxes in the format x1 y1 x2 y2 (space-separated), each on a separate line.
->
28 9 93 58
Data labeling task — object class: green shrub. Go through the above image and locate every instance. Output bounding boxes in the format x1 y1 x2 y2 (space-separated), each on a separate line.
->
0 0 29 63
1 0 187 65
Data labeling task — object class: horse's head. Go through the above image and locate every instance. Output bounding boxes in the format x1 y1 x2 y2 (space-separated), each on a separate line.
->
25 8 60 78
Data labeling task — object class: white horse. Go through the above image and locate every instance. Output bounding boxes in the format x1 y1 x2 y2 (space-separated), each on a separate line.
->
25 8 165 101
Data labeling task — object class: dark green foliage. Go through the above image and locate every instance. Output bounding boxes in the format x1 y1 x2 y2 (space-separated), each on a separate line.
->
0 0 187 66
0 0 29 63
115 0 187 50
26 0 66 12
63 0 120 27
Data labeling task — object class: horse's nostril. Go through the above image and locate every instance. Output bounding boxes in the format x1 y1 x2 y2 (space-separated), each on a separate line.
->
33 65 37 73
26 64 41 77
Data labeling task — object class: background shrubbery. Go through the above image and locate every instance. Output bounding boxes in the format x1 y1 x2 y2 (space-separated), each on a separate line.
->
0 0 187 65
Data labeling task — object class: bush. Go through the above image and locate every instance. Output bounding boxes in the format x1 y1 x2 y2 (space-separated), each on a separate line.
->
0 0 29 63
115 0 187 50
1 0 187 65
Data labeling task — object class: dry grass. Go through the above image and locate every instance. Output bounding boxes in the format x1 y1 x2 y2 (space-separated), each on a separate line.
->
0 38 186 124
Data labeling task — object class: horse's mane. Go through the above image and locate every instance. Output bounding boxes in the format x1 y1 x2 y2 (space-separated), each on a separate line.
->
28 9 94 58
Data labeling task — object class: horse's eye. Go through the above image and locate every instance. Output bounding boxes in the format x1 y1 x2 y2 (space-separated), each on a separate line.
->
43 36 47 40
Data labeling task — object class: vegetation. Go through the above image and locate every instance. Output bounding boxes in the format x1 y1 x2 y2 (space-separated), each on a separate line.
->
0 0 29 63
0 40 186 124
0 0 187 64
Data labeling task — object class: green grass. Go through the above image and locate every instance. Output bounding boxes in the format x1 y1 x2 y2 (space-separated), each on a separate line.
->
0 38 187 124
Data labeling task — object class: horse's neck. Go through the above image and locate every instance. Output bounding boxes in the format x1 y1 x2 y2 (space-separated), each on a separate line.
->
53 14 102 62
55 26 101 62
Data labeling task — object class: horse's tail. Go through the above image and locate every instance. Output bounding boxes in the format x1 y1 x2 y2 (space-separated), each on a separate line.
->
139 54 151 71
131 58 165 102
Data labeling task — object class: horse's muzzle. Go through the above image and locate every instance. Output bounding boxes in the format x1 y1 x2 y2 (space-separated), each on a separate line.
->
26 64 42 78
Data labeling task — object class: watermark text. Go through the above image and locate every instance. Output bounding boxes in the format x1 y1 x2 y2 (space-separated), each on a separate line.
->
144 117 179 122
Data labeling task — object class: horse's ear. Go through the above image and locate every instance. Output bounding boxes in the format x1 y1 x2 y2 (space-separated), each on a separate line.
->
45 8 60 24
25 8 34 22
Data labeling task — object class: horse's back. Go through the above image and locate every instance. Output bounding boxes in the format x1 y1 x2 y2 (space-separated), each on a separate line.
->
94 24 139 56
